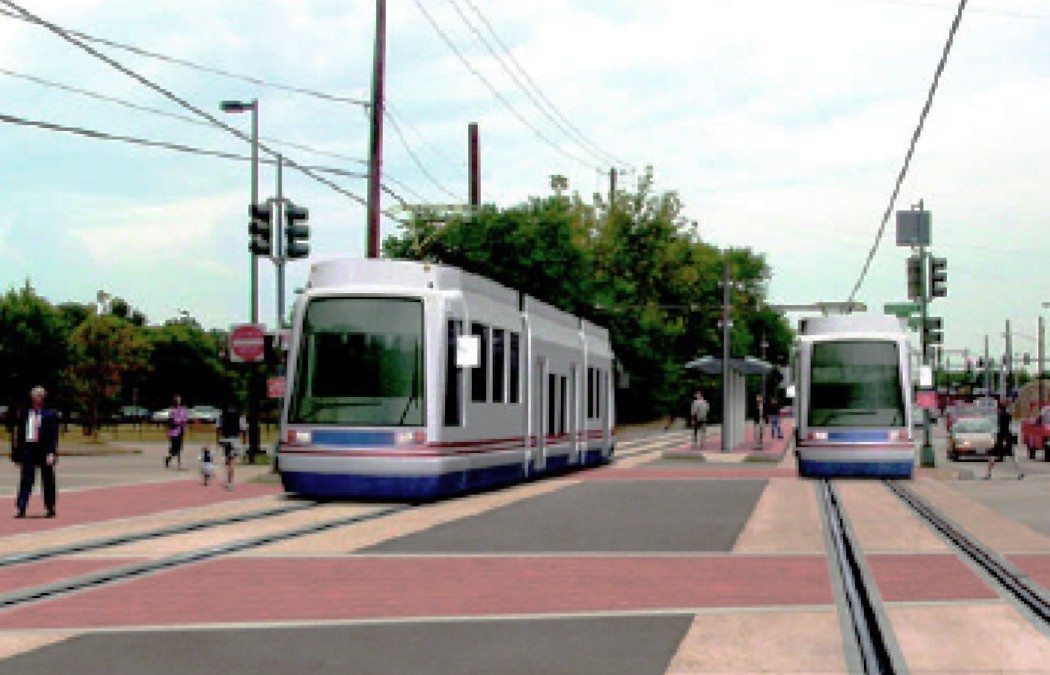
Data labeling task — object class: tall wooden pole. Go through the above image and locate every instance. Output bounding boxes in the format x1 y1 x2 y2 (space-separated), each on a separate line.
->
468 122 480 210
366 0 386 258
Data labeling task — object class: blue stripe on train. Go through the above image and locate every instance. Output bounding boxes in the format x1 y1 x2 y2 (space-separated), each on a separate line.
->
824 430 895 442
310 430 398 446
281 448 613 501
798 459 913 479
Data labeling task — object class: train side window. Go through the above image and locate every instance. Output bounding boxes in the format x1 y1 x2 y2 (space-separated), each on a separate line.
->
596 369 604 419
559 376 567 435
587 367 595 419
444 320 462 427
471 322 489 403
492 328 506 403
547 373 557 436
509 332 520 404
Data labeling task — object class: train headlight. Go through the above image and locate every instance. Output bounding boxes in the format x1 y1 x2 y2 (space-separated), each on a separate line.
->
395 431 427 446
808 431 829 441
286 430 312 444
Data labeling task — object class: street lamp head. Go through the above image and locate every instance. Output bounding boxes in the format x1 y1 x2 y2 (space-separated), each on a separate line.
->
220 99 256 113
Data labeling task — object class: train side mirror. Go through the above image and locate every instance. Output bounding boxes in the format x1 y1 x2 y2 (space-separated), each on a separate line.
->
456 335 480 368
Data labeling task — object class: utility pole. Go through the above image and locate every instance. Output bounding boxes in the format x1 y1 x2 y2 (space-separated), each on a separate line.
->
366 0 386 258
468 122 480 210
721 260 731 454
984 334 991 394
1005 319 1013 399
1039 315 1045 407
609 168 617 210
276 154 285 329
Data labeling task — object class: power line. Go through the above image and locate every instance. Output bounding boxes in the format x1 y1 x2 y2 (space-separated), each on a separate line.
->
0 112 413 213
0 6 369 107
846 0 968 303
0 1 387 220
408 0 599 172
386 103 470 180
385 110 462 203
456 0 632 171
0 67 369 167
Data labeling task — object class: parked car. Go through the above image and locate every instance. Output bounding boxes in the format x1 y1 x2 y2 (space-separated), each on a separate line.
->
151 408 171 423
120 405 150 423
188 406 221 424
947 416 996 461
1021 406 1050 461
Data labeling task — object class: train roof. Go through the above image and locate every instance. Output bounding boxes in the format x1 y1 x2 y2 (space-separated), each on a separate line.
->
798 313 906 337
307 258 518 305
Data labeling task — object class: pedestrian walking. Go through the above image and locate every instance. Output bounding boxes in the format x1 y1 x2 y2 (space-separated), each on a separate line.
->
199 446 214 486
13 386 59 518
753 395 765 442
165 394 188 470
985 400 1023 480
690 391 710 448
217 403 241 490
769 397 783 439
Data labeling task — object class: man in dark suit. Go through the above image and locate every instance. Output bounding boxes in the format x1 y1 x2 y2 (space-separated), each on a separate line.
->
14 385 59 518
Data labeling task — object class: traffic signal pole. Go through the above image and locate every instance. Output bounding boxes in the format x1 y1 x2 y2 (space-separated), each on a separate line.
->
919 243 935 468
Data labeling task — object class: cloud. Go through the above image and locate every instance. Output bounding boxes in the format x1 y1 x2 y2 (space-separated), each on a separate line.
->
69 193 241 272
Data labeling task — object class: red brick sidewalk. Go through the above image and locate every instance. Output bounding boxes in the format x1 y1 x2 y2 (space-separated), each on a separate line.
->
0 479 283 536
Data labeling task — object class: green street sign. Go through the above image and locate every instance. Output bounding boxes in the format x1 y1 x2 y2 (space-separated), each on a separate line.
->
884 302 920 318
907 316 922 330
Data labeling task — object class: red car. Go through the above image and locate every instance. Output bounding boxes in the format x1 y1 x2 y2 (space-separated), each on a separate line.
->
1021 406 1050 461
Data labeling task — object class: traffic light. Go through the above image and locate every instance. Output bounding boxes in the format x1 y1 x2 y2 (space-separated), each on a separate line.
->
249 203 273 256
906 255 924 301
923 316 943 348
284 203 310 260
928 256 947 298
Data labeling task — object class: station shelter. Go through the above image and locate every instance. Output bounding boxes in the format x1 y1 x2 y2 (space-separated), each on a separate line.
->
684 356 775 452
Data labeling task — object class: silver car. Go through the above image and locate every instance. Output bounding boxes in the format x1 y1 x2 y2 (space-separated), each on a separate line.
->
948 416 996 461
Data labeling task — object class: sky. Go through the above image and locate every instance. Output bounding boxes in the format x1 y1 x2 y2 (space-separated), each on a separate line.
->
0 0 1047 368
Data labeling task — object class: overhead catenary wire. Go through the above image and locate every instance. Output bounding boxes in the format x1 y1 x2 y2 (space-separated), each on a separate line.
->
0 67 369 167
0 6 369 107
0 0 408 223
0 112 413 212
456 0 632 171
846 0 968 303
385 111 462 203
409 0 599 172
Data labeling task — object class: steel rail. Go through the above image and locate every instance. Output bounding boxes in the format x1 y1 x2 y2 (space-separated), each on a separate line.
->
822 480 896 674
0 504 412 611
886 480 1050 624
0 501 317 569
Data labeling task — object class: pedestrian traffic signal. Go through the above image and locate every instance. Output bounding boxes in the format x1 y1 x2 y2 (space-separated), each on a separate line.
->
928 256 947 298
284 203 310 260
249 203 273 256
906 255 924 301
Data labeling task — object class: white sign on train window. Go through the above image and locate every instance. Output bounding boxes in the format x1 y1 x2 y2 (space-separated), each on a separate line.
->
456 335 480 368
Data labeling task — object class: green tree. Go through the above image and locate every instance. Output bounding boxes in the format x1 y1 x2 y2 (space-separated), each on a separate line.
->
0 282 73 414
69 313 152 437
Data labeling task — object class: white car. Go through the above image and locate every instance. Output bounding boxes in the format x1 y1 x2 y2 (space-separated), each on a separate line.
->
188 406 221 424
151 409 171 423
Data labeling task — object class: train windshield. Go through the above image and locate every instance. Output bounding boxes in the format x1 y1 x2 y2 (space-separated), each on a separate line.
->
288 296 424 426
808 340 905 427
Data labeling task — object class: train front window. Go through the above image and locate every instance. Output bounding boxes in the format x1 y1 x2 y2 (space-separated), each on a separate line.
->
809 340 905 427
289 297 424 426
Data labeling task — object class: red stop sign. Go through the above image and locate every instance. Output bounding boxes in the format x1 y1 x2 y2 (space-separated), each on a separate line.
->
229 323 266 363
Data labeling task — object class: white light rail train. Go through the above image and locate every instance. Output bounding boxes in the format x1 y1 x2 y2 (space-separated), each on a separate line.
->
792 314 915 478
277 258 616 500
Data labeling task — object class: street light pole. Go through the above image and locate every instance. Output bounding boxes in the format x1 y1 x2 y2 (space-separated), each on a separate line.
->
721 260 731 454
220 98 262 462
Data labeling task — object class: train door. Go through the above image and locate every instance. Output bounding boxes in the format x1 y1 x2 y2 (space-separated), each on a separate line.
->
570 364 579 464
532 357 547 471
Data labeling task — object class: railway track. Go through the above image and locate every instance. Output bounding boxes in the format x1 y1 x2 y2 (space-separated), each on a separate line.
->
821 476 1050 674
820 479 900 674
0 433 675 613
886 479 1050 625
